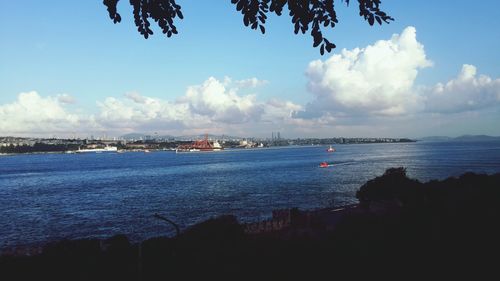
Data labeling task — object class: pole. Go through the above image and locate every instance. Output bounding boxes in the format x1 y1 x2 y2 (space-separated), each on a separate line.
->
153 213 180 237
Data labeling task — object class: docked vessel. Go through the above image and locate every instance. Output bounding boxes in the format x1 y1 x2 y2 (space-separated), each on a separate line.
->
175 134 223 152
75 146 118 153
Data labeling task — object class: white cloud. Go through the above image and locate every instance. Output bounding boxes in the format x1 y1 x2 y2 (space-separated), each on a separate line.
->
2 26 499 138
0 79 284 136
262 98 303 123
423 64 500 113
96 77 301 135
93 77 300 135
57 93 76 104
302 26 432 118
0 91 88 135
0 76 280 136
234 77 269 88
124 92 147 104
181 77 265 123
294 26 500 136
97 94 198 133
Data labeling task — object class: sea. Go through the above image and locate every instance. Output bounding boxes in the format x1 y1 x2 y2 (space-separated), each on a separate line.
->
1 140 500 249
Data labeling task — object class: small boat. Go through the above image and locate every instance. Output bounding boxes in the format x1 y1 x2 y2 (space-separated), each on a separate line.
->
319 162 329 168
326 145 335 152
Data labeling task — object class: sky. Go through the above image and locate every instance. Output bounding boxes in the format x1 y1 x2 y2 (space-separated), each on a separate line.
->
0 0 499 138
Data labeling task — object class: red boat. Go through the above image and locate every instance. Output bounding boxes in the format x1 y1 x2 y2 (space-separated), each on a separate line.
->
319 162 329 168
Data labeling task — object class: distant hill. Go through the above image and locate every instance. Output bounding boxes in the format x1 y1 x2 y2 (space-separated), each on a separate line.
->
453 135 500 142
420 135 500 142
121 133 242 141
420 136 452 142
121 133 175 140
175 134 243 141
121 133 147 140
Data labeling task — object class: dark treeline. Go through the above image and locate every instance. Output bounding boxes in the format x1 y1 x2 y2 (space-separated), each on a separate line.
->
1 169 499 280
0 143 80 154
125 140 191 149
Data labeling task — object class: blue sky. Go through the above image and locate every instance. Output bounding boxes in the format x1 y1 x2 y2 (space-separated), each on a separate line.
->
1 0 499 138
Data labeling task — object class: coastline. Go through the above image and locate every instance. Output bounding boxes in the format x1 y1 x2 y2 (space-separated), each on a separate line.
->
0 141 418 156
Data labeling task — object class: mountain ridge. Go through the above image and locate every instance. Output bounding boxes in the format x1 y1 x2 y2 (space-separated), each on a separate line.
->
420 135 500 142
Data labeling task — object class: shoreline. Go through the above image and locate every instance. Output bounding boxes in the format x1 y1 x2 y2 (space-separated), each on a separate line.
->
0 141 420 157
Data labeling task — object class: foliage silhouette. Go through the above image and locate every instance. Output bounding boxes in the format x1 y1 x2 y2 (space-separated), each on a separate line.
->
103 0 393 54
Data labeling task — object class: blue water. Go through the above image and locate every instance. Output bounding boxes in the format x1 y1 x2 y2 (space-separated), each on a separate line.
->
1 141 500 248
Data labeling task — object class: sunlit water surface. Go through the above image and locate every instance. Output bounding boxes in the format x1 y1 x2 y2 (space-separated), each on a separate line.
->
1 141 499 248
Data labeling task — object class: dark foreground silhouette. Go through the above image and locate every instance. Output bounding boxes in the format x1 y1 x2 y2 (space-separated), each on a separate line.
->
2 168 499 280
103 0 393 54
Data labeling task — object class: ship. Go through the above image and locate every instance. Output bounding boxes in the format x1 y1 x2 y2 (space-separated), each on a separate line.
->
175 134 223 153
326 145 336 152
75 145 118 153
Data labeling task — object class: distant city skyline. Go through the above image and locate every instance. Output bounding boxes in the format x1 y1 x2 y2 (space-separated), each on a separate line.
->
1 1 499 138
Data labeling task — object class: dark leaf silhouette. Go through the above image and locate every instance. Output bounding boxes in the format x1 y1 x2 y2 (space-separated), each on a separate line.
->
259 24 266 34
104 0 184 40
103 0 393 55
368 14 374 25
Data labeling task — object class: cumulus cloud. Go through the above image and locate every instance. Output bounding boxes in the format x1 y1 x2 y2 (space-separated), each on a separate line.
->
0 77 302 136
181 77 265 123
0 91 89 135
96 77 299 133
2 26 499 138
57 93 76 104
97 94 194 133
302 26 432 118
262 98 303 123
234 77 269 88
124 92 147 104
294 25 500 134
423 64 500 113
